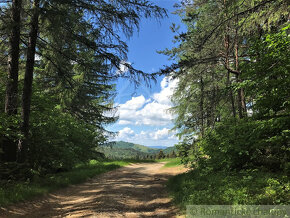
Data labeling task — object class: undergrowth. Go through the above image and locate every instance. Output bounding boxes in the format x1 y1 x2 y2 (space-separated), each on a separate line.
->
167 168 290 210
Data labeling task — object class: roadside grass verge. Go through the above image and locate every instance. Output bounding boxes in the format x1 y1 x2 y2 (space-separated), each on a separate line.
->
0 160 138 207
167 168 290 210
160 158 182 168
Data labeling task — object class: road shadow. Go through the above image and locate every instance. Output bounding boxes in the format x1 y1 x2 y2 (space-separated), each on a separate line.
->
0 163 184 218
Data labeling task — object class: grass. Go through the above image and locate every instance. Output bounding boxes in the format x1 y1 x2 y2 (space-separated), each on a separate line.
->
167 168 290 210
0 159 140 207
161 158 182 168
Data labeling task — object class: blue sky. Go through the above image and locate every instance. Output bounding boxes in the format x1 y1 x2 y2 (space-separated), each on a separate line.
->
107 0 186 147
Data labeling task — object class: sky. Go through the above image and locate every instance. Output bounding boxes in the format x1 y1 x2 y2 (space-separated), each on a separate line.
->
107 0 186 148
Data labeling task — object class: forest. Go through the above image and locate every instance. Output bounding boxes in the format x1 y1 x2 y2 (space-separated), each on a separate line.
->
0 0 289 213
97 141 177 159
0 0 165 174
163 0 289 206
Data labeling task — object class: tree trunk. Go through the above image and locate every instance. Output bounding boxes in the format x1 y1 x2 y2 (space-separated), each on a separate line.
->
18 0 39 163
227 71 236 118
5 0 22 115
223 0 236 118
3 0 22 162
225 34 236 118
208 71 216 127
200 75 204 137
234 34 247 119
236 76 247 118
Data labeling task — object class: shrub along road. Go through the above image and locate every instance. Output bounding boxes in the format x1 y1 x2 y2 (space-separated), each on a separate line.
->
0 162 186 217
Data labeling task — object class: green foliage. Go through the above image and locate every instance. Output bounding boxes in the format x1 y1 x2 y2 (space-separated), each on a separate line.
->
14 83 103 173
0 114 22 143
157 150 166 159
99 146 151 160
169 150 177 158
29 111 98 172
167 0 290 173
0 82 21 145
98 141 157 159
194 27 290 172
164 2 290 209
114 141 160 154
241 25 290 118
199 117 290 172
167 169 290 208
1 0 166 173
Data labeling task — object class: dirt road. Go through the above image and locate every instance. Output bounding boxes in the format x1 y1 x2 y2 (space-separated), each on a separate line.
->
0 162 186 218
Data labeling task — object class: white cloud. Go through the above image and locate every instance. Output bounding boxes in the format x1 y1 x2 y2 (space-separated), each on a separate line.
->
112 76 180 147
153 77 178 105
115 127 178 146
118 120 133 125
136 102 172 126
150 128 172 140
169 134 178 140
117 77 178 126
118 127 135 138
160 77 168 89
116 61 130 75
119 95 146 110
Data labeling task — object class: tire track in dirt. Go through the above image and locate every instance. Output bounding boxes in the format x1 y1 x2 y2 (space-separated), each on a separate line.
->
0 162 186 218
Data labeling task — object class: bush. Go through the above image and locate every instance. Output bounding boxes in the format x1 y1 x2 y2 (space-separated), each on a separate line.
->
28 108 100 173
0 113 22 162
199 117 290 172
25 90 104 174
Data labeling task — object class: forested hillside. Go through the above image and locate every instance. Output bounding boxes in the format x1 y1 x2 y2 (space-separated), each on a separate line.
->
0 0 165 176
98 141 177 159
162 0 289 206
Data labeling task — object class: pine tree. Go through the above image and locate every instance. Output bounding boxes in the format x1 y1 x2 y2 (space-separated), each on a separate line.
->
162 0 289 165
157 150 165 159
1 0 166 163
1 0 22 162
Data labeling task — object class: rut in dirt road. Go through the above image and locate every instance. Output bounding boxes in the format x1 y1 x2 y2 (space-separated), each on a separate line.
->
0 162 186 218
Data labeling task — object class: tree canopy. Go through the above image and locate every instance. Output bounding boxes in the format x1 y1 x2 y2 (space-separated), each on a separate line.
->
0 0 166 173
161 0 289 171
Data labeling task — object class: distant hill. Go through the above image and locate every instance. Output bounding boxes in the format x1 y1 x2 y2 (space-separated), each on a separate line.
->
163 146 176 155
147 145 167 149
114 141 159 154
97 141 176 159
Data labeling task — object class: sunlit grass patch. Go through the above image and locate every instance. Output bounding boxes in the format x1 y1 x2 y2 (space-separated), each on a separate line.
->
161 158 182 168
167 169 290 210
